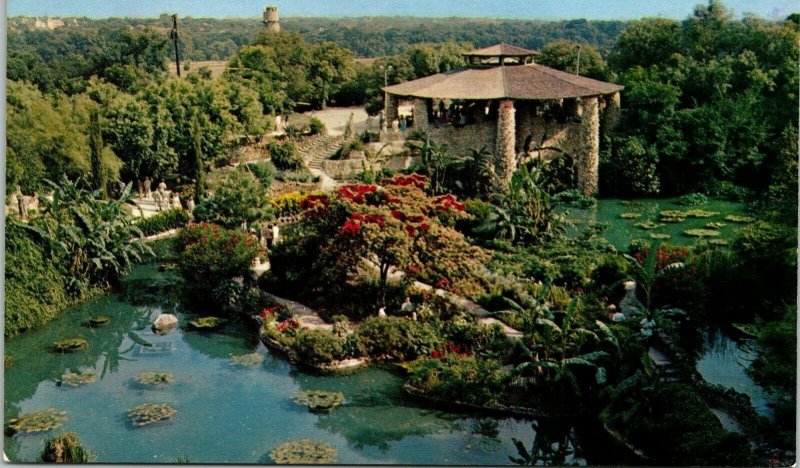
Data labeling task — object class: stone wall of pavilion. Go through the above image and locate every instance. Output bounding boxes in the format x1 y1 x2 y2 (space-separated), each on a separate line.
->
515 97 600 195
427 120 497 162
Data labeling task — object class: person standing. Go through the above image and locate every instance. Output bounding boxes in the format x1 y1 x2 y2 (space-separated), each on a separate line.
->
143 177 152 198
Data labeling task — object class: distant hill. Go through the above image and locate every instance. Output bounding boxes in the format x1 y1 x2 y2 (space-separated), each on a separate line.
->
8 15 628 62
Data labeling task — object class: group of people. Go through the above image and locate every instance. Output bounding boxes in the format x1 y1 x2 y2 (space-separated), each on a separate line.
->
135 177 183 212
377 296 418 321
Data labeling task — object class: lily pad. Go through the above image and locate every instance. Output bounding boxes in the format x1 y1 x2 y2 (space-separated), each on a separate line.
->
230 352 265 367
619 212 642 219
188 316 227 330
684 229 721 238
724 215 754 223
648 233 671 240
52 338 88 353
135 371 174 386
8 409 68 433
660 216 686 223
705 221 727 229
127 403 177 427
684 209 719 218
292 390 345 413
634 221 665 230
60 368 97 387
269 439 337 464
659 210 687 218
86 316 111 327
707 238 729 246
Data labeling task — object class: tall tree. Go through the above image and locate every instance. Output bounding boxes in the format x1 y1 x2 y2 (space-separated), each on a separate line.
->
192 115 204 204
89 108 106 197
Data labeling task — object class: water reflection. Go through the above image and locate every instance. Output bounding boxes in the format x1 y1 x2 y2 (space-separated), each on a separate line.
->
509 419 585 466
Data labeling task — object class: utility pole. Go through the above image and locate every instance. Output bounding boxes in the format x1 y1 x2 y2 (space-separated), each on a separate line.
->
576 45 582 76
171 14 181 77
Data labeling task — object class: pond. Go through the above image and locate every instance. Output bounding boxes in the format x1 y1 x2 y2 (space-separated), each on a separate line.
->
563 197 748 250
695 328 774 420
4 264 612 464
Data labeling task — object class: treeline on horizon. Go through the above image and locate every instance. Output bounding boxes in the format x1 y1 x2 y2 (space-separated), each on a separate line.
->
8 14 627 63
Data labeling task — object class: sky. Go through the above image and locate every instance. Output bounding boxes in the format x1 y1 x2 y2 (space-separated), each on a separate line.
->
7 0 799 21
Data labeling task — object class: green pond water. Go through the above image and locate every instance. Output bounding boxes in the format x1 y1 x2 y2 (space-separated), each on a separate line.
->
5 264 605 464
562 197 749 250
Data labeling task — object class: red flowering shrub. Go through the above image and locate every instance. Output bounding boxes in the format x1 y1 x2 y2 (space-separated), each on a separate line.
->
260 304 288 321
383 173 428 189
176 223 262 292
430 342 470 360
300 194 330 218
433 194 466 212
338 184 377 203
633 244 704 310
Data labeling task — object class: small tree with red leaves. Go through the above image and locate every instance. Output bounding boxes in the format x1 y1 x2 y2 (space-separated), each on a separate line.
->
291 173 488 307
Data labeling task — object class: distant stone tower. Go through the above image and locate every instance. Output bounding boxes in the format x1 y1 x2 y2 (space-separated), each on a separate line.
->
263 6 280 32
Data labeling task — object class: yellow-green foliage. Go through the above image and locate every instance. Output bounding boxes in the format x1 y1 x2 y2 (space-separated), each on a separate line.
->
268 192 305 217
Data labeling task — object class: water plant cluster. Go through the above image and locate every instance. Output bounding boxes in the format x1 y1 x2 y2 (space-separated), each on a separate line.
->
127 403 178 427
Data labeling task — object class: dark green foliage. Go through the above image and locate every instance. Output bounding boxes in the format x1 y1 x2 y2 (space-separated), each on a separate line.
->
192 116 204 204
600 136 660 196
193 171 271 229
608 3 799 196
355 317 442 361
536 40 611 80
136 208 190 236
747 307 796 446
212 279 244 313
243 161 276 189
407 355 509 406
308 117 326 135
40 432 95 463
268 141 303 171
291 329 345 364
5 221 71 336
89 109 106 197
603 382 754 465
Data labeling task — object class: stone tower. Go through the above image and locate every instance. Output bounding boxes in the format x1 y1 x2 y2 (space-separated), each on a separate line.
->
263 6 280 32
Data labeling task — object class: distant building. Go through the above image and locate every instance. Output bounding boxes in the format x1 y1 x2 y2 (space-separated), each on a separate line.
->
383 43 623 196
263 6 280 32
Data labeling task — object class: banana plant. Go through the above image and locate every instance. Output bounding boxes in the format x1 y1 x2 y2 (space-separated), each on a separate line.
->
622 239 685 314
514 299 614 398
21 176 151 294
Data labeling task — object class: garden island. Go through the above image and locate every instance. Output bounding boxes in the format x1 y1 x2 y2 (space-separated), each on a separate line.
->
4 1 797 465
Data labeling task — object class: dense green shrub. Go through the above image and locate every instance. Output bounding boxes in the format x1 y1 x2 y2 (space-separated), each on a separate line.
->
308 117 326 135
268 141 303 171
40 432 95 463
355 317 441 361
603 382 754 465
242 160 276 189
193 171 271 228
600 136 660 196
212 279 244 313
291 329 345 364
136 208 190 236
407 355 509 406
175 223 261 293
5 222 72 336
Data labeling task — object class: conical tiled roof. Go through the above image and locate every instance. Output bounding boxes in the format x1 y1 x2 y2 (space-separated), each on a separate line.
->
463 42 539 57
384 62 623 100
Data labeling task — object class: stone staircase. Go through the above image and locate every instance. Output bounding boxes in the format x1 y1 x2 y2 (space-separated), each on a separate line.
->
648 346 680 382
302 135 345 170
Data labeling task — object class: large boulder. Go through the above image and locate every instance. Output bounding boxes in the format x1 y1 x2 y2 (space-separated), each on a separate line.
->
152 314 178 335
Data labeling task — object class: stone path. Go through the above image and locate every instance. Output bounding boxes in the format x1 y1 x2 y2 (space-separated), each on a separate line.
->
263 292 333 331
366 259 524 340
130 195 181 219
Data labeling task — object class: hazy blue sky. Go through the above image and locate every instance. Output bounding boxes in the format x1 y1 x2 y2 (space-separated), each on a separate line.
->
7 0 798 20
